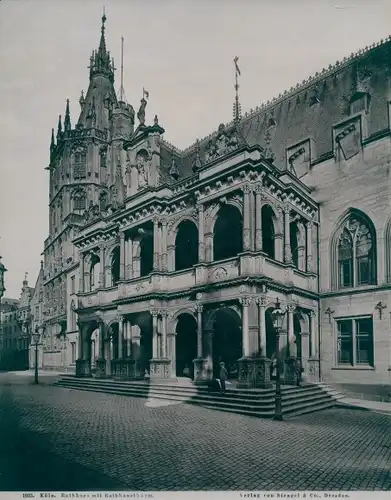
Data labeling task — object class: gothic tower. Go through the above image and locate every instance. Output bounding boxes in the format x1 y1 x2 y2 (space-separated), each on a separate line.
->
42 13 134 355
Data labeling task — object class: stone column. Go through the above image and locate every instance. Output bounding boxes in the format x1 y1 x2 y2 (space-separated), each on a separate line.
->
205 232 213 262
243 184 251 252
151 310 159 358
161 220 168 271
310 310 317 357
153 217 160 271
196 303 203 358
95 320 106 378
117 316 123 359
306 221 313 272
167 244 175 272
287 304 296 357
150 310 171 379
239 296 251 357
79 253 85 293
255 184 263 251
132 240 140 278
119 232 125 280
284 304 297 385
257 295 267 356
125 238 133 279
198 204 206 262
193 303 209 383
99 244 105 288
300 332 310 383
160 310 168 358
284 206 292 264
75 323 91 377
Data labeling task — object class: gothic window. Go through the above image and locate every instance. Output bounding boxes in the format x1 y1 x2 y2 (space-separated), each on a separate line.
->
337 215 375 288
336 317 373 367
290 221 299 268
73 189 86 212
73 146 87 179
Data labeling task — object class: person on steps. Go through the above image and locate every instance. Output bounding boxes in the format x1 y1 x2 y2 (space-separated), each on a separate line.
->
219 361 228 395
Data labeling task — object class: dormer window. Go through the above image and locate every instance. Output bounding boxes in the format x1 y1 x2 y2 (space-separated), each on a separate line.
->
349 93 369 115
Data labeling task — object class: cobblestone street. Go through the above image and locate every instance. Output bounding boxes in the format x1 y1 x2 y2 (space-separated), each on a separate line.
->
0 373 390 491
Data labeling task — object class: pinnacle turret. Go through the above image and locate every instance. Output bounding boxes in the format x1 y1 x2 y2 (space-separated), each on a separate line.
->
56 115 62 141
50 128 55 155
64 99 71 132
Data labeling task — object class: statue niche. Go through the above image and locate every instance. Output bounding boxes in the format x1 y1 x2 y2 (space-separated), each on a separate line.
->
136 149 150 189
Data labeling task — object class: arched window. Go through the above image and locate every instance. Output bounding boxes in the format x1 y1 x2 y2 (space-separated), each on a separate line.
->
213 205 243 261
290 221 299 268
73 146 87 179
140 237 153 277
175 220 199 271
73 188 86 212
336 214 376 288
262 205 275 259
111 247 120 285
90 255 100 291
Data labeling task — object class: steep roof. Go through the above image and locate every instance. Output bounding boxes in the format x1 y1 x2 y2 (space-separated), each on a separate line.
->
161 36 391 181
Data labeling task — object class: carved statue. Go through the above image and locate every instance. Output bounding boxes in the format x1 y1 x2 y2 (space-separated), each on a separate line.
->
136 153 149 188
137 98 147 126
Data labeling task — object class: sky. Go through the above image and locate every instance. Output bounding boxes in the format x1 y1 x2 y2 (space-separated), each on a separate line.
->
0 0 390 298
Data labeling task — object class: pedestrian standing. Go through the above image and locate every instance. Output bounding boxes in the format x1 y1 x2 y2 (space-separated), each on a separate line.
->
295 358 302 387
219 361 228 395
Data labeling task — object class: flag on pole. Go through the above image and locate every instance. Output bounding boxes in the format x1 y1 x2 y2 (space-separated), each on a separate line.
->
143 87 150 100
234 56 241 76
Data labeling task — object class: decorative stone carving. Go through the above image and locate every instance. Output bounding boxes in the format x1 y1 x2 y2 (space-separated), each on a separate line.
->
136 150 149 188
204 123 241 163
210 267 228 282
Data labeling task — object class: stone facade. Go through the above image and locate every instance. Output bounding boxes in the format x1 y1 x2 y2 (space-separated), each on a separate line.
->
0 276 33 371
36 16 391 395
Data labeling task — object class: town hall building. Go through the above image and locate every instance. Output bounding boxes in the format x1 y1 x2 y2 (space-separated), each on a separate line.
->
31 14 391 396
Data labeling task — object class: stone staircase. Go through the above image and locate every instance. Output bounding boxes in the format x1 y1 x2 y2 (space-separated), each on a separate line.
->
54 376 343 418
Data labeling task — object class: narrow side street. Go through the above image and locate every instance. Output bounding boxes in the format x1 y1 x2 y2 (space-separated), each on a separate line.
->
0 373 390 491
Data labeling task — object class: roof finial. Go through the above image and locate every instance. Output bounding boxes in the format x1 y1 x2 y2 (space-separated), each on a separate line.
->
169 150 179 180
118 36 127 103
233 56 242 123
64 98 71 132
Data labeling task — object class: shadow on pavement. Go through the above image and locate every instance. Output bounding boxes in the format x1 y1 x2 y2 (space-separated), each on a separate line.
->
0 384 128 491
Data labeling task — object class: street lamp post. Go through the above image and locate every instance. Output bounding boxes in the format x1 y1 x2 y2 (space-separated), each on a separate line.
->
271 298 285 422
32 327 41 385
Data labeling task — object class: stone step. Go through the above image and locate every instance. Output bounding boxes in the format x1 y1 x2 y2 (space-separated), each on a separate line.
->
55 378 340 418
55 378 333 406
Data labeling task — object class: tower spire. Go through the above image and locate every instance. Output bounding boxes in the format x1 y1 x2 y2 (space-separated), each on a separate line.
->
64 98 71 131
89 10 115 83
233 56 242 123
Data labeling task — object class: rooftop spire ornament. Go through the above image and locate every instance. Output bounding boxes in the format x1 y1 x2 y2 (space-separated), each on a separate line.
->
118 36 127 103
233 56 242 123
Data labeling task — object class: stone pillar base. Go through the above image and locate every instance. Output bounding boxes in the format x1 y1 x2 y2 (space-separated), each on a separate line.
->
237 357 272 389
307 357 320 382
149 358 171 379
284 357 299 385
75 358 91 378
111 359 136 380
95 358 107 379
193 357 212 384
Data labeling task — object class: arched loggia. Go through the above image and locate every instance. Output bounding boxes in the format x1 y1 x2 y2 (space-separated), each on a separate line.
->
175 220 199 271
213 205 243 261
262 205 276 259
